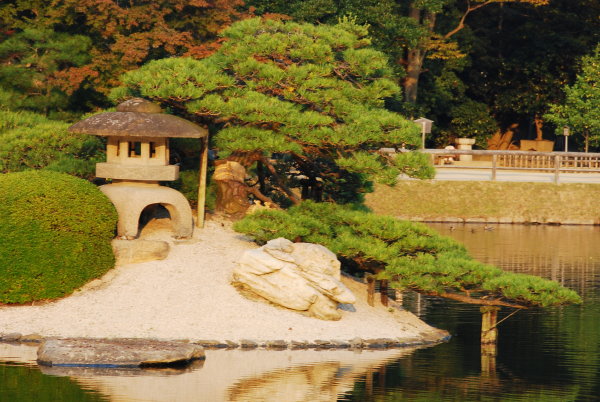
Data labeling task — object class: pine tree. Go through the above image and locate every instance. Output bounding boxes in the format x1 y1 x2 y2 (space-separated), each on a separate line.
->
234 201 582 309
112 17 434 205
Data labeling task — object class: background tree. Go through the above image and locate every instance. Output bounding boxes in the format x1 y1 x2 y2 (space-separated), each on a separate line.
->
246 0 598 147
245 0 548 104
0 0 249 112
545 44 600 152
112 17 433 208
458 0 600 144
0 28 94 115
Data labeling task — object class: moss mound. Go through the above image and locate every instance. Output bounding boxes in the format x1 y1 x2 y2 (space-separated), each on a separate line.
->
0 171 117 303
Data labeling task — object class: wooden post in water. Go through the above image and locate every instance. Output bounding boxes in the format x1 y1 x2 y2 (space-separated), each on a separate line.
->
481 342 497 376
480 306 500 344
480 306 500 376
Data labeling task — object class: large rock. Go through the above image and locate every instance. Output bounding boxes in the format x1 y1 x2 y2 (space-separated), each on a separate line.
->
233 238 355 320
37 339 205 368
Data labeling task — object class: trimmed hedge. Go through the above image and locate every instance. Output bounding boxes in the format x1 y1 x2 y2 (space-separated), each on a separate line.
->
0 171 117 303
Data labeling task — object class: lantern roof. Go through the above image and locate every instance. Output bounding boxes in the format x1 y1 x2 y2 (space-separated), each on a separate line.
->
68 98 207 139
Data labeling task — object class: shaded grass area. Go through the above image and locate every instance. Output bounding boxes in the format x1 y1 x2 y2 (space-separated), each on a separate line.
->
365 181 600 223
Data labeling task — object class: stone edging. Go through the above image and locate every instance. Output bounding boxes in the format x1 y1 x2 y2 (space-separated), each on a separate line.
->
0 332 451 351
395 216 599 225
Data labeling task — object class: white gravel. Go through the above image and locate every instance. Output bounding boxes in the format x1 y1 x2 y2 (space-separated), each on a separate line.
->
0 218 445 343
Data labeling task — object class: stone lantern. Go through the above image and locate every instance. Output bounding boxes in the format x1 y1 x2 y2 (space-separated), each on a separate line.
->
69 98 208 239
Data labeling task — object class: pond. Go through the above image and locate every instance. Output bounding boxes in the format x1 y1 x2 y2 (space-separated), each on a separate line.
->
1 224 598 401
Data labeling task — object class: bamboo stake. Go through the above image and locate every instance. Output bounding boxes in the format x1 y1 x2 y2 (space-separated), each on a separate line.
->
196 135 209 228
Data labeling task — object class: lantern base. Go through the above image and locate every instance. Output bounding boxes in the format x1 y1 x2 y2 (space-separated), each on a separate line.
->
100 183 193 239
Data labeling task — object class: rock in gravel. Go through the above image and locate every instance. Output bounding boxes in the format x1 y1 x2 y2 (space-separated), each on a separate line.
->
37 338 205 368
112 239 170 265
21 333 44 343
1 333 22 342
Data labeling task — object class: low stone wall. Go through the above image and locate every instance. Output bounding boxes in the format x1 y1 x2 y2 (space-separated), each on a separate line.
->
395 216 598 225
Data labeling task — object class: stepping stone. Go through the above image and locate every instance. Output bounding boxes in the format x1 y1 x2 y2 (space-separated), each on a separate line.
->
37 338 205 368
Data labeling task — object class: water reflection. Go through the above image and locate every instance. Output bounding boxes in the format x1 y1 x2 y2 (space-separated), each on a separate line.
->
75 348 432 402
0 343 431 401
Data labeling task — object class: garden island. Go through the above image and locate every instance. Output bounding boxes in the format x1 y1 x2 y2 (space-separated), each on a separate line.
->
0 2 596 391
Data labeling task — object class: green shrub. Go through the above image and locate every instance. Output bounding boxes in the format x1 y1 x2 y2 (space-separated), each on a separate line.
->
0 110 104 178
448 100 499 148
234 201 581 308
0 171 117 303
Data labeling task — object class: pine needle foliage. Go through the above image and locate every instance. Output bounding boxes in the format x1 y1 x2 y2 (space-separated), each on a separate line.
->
112 17 432 204
0 171 117 303
0 110 103 178
234 202 582 308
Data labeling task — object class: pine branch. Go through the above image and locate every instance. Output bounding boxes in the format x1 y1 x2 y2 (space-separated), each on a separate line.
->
260 155 301 205
424 291 528 309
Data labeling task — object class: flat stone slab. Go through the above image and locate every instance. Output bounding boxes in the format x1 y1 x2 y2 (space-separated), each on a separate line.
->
112 239 170 265
37 339 205 368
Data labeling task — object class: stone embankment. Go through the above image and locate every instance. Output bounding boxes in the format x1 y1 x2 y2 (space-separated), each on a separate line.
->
393 215 598 225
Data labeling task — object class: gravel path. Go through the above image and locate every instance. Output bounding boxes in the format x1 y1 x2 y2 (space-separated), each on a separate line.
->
0 219 446 344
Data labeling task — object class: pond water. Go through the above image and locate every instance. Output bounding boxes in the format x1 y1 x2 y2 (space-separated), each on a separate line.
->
1 224 598 401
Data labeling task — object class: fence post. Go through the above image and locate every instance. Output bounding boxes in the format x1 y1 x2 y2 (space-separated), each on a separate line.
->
492 154 497 181
554 155 561 184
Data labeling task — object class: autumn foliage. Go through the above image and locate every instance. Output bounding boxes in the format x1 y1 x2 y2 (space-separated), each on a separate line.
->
0 0 249 112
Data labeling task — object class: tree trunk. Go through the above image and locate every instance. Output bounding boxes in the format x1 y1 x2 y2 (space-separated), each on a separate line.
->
403 7 436 104
534 114 544 141
585 129 589 153
213 160 276 217
404 48 423 104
